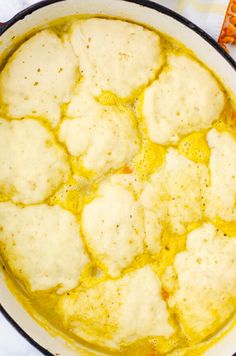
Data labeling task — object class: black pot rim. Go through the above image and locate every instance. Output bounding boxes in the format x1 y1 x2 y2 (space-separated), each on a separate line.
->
0 305 52 355
0 0 235 355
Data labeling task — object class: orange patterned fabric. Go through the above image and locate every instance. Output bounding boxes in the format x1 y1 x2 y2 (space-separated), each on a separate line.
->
218 0 236 51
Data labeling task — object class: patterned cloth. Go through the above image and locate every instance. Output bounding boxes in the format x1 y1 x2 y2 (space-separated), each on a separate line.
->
157 0 236 59
157 0 228 38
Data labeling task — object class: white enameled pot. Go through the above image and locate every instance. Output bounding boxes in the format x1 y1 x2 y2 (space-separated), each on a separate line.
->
0 1 235 355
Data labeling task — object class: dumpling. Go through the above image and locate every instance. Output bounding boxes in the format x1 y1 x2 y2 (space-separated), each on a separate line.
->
0 203 89 293
142 55 224 144
59 266 174 349
81 175 144 276
0 118 70 204
0 30 78 126
141 148 208 253
69 18 163 98
59 81 139 176
206 129 236 221
170 223 236 341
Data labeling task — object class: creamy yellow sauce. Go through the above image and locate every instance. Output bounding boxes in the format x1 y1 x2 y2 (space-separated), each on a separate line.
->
0 15 235 356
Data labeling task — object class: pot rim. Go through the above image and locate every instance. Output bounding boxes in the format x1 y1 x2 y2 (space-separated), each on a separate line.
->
0 305 52 355
0 0 236 69
0 0 235 355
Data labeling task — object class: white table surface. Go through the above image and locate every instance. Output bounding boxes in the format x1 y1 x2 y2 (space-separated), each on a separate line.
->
0 0 230 355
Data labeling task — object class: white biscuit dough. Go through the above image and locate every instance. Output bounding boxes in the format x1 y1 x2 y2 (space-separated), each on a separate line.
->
206 129 236 221
59 82 139 175
69 18 163 98
142 55 224 144
141 149 208 253
60 266 173 349
170 223 236 341
0 118 70 204
0 203 89 293
0 30 78 126
82 175 144 276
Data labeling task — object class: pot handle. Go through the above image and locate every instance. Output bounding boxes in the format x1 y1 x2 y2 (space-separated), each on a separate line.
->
218 0 236 52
